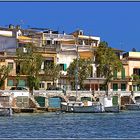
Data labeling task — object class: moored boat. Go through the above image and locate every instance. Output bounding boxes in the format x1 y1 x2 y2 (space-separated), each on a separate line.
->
0 94 13 116
61 101 104 113
125 103 140 110
104 105 119 113
99 95 120 113
0 107 12 116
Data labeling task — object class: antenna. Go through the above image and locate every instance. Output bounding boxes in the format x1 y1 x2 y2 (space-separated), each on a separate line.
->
57 26 59 33
20 19 25 28
120 41 124 51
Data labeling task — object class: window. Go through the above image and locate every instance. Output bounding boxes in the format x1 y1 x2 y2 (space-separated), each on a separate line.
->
47 83 52 89
60 64 64 71
18 80 26 87
41 61 44 70
113 70 117 79
113 83 118 91
47 40 51 45
133 68 140 76
121 68 125 79
40 82 45 88
64 64 67 71
121 84 126 91
16 63 20 74
60 64 67 71
44 59 54 68
8 62 13 70
137 85 140 91
7 79 14 86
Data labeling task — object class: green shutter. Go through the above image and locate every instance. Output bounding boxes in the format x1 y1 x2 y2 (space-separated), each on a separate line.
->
112 96 118 105
64 64 67 71
7 80 13 86
113 83 118 91
121 68 125 79
18 80 25 87
113 70 117 79
138 85 140 91
121 84 126 91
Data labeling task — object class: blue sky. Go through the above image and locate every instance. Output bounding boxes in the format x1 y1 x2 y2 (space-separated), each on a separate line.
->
0 2 140 52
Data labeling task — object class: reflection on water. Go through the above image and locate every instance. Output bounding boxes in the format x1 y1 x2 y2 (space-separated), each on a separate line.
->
0 111 140 138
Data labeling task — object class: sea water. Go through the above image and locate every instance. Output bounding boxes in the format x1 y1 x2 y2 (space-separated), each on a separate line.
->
0 111 140 139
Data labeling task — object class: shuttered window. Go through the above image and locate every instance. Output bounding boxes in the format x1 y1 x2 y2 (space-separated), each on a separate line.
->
113 83 118 91
64 64 67 71
121 84 126 91
113 70 117 79
7 80 14 86
121 68 125 79
60 64 67 71
18 80 25 87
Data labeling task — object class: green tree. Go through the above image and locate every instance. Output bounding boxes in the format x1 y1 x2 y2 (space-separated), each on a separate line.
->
16 43 43 93
130 74 140 92
44 63 61 87
67 58 92 90
0 65 11 89
95 41 122 95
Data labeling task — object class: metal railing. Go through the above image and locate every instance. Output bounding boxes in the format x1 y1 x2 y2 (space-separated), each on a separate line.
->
61 44 92 51
33 46 56 52
43 33 74 40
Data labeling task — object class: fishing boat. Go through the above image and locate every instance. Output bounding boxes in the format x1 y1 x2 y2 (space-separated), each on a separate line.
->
124 95 140 111
0 107 12 116
99 96 120 113
61 101 103 113
104 105 119 113
0 94 13 116
60 44 104 113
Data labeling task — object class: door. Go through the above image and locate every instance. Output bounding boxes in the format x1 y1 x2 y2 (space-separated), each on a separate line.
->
16 96 29 108
48 97 61 108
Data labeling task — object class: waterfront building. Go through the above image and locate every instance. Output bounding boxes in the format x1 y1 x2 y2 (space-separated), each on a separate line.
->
122 51 140 92
0 24 140 95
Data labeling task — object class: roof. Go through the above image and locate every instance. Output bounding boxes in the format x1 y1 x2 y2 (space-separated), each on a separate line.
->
18 36 32 40
79 51 93 59
0 34 14 38
78 35 100 41
112 48 124 52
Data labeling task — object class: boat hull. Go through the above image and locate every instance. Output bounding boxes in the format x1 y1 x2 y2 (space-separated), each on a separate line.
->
0 108 12 116
125 104 140 110
104 105 119 113
61 103 103 113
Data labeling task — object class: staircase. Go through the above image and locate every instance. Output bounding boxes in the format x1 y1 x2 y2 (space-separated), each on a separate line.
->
29 96 40 108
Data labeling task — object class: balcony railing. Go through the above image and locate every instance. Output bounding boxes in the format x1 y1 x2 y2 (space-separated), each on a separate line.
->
112 76 130 81
43 33 74 40
33 46 56 52
61 44 92 51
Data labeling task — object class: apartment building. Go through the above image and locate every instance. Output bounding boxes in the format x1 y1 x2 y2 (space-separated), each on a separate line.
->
1 25 140 93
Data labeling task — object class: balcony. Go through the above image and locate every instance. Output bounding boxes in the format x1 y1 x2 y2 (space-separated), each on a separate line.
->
33 46 57 52
112 76 130 81
61 44 92 51
43 33 74 40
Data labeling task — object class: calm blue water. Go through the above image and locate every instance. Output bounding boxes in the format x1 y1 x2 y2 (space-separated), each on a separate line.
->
0 111 140 139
